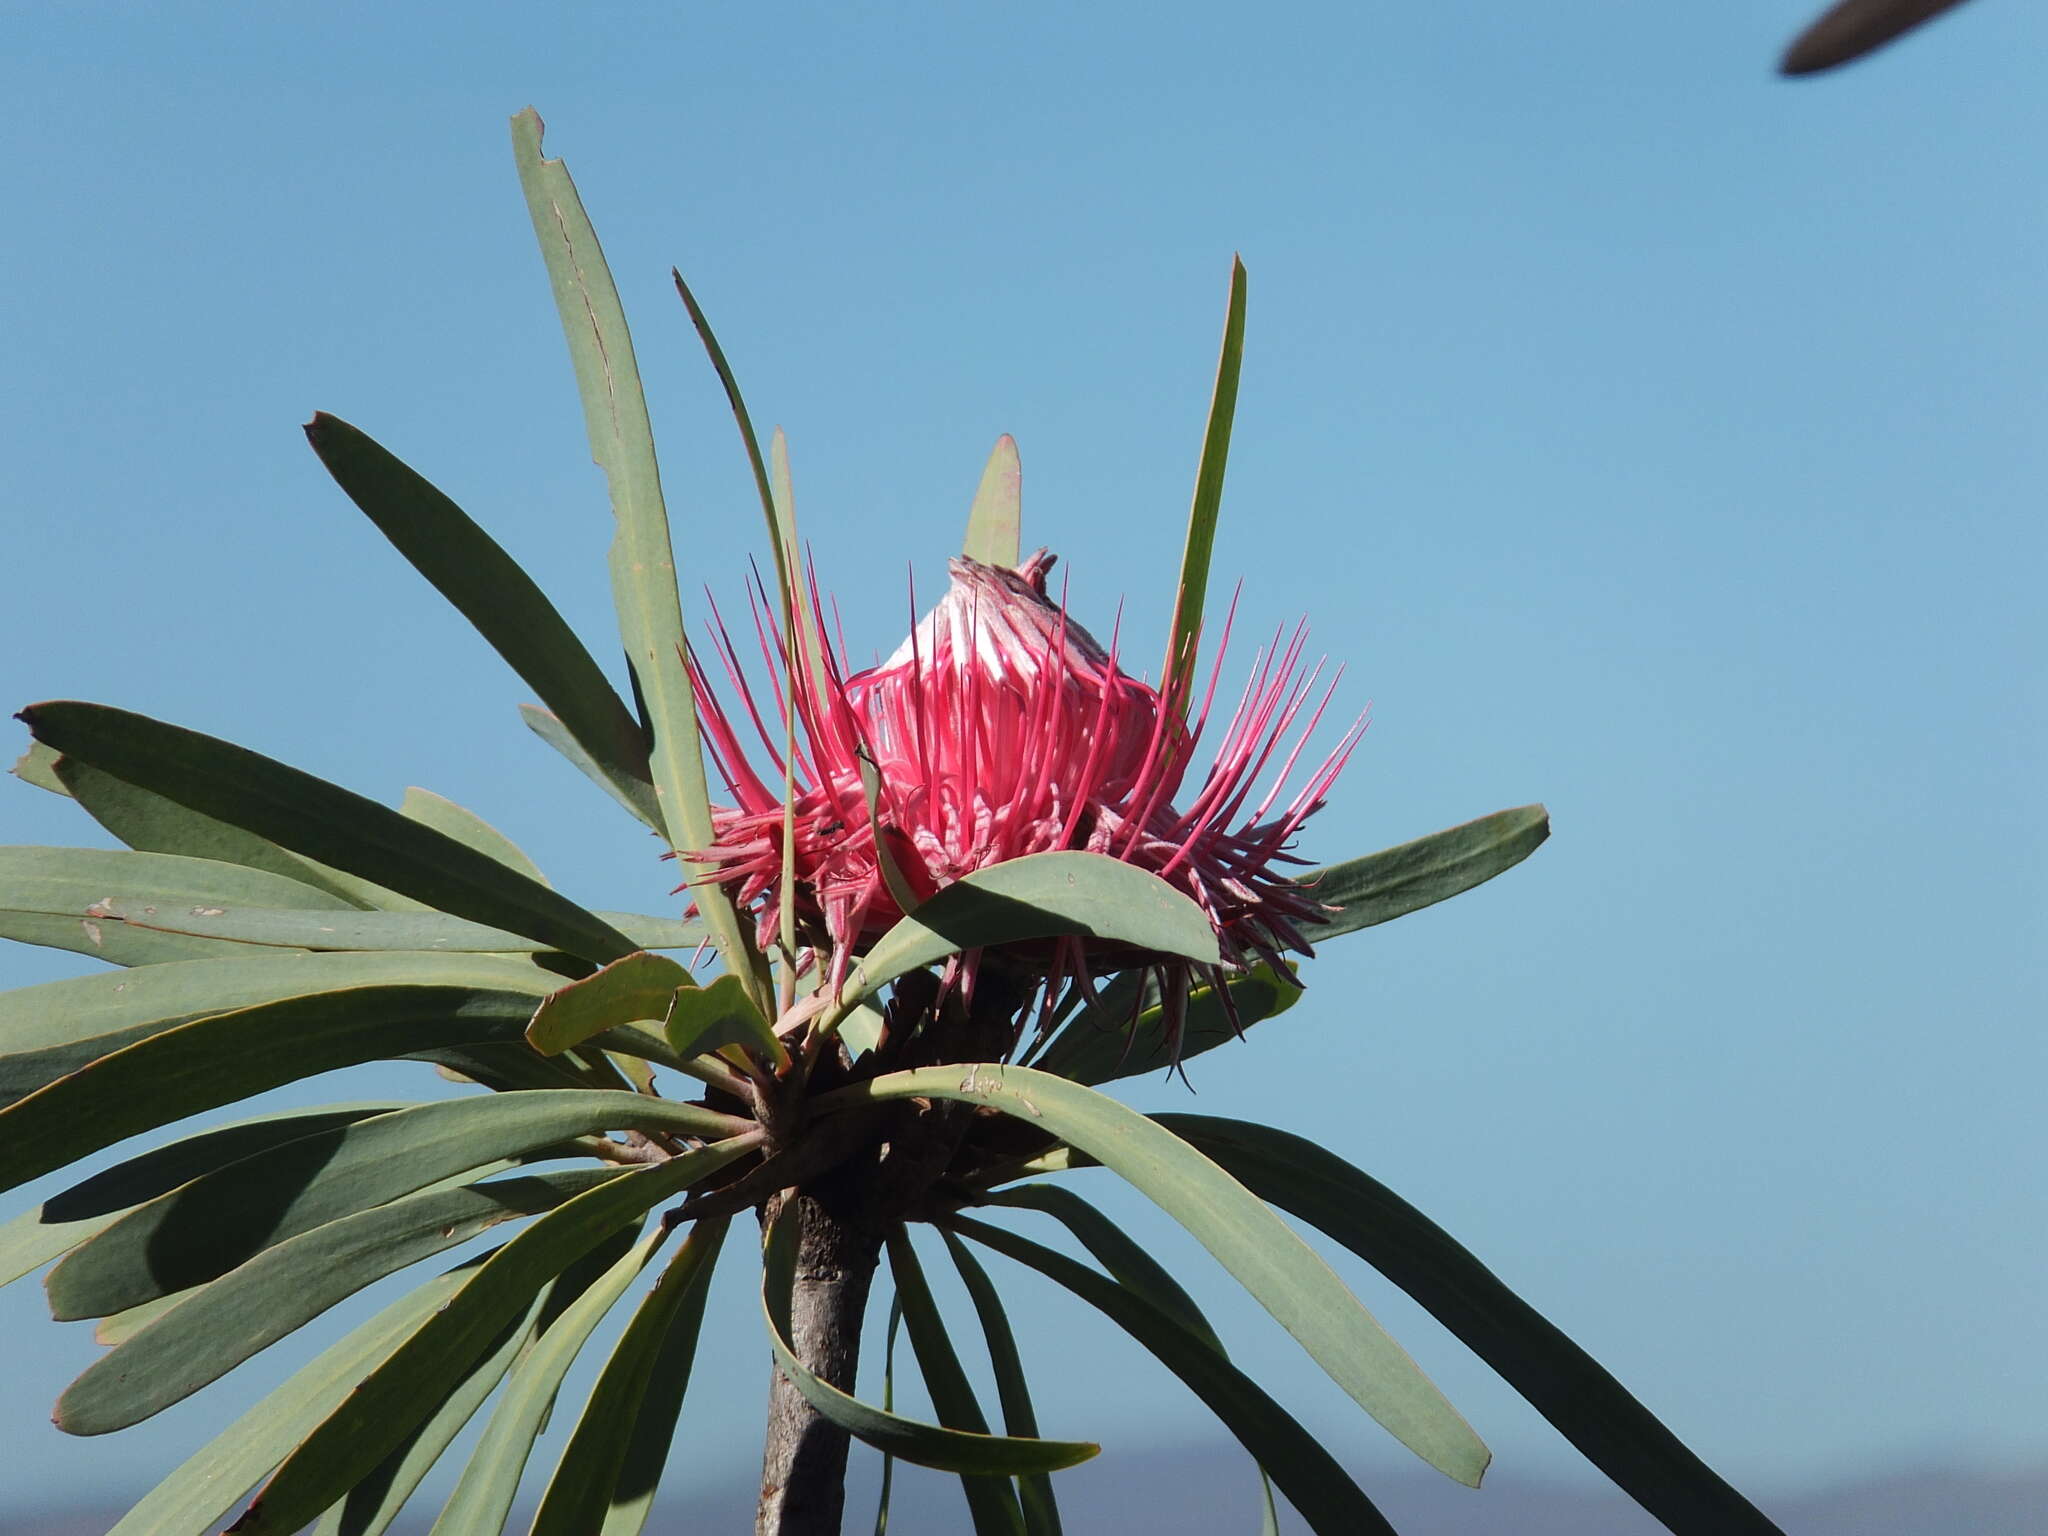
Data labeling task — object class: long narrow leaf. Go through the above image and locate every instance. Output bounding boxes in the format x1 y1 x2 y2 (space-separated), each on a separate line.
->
1161 257 1246 716
1031 962 1299 1086
940 1232 1062 1536
507 110 763 1004
815 1064 1488 1485
887 1227 1028 1536
88 902 703 955
400 788 552 887
1295 805 1549 943
527 1216 728 1536
962 436 1022 568
306 412 655 827
519 704 666 834
227 1137 756 1536
17 702 638 966
759 1201 1097 1477
58 1168 624 1431
950 1216 1395 1536
1154 1114 1786 1536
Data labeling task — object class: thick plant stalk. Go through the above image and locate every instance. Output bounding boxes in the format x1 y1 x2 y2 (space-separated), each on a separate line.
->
756 1183 884 1536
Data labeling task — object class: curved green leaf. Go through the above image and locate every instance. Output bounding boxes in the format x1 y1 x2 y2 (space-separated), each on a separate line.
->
949 1216 1394 1536
54 756 409 910
0 983 563 1194
58 1167 625 1431
1296 805 1549 943
663 970 782 1063
306 412 654 833
106 1257 483 1536
1162 256 1246 716
528 950 692 1056
528 1217 728 1536
47 1088 745 1316
887 1227 1027 1536
1153 1114 1786 1536
17 701 638 967
962 435 1022 568
816 1064 1487 1486
842 853 1222 1010
873 1295 903 1536
508 109 763 1005
760 1201 1097 1477
399 788 552 887
424 1227 653 1536
86 902 703 955
314 1282 552 1536
939 1232 1062 1536
0 844 353 965
0 1103 408 1288
11 739 66 794
226 1136 756 1536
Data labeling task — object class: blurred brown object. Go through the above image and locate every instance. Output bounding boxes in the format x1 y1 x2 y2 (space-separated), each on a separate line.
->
1780 0 1975 73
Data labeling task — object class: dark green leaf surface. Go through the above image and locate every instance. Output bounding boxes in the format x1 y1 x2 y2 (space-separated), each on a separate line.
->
1031 962 1300 1086
55 756 404 909
306 412 656 831
0 983 559 1194
962 435 1022 568
844 853 1222 1009
58 1168 624 1431
819 1065 1488 1485
1154 1114 1786 1536
104 1260 479 1536
423 1228 653 1536
94 902 703 955
941 1232 1062 1536
760 1203 1098 1477
17 702 638 966
508 111 762 1002
1161 257 1246 715
1295 805 1549 942
228 1137 754 1536
663 971 781 1062
950 1217 1394 1536
887 1228 1028 1536
0 1103 408 1288
528 1218 728 1536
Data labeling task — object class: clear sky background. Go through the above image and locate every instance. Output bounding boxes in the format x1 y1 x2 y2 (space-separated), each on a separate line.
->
2 0 2043 1524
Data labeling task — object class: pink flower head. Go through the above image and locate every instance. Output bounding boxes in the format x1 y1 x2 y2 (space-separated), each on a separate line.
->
686 548 1363 1036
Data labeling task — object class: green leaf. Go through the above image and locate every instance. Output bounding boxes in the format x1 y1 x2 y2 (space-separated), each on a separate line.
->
424 1227 654 1536
528 950 693 1056
816 1064 1488 1486
0 844 354 966
11 739 67 794
105 1258 479 1536
314 1282 551 1536
17 702 639 966
1162 256 1247 717
528 1217 728 1536
888 1228 1028 1536
507 110 763 1005
760 1201 1097 1477
940 1232 1063 1536
664 970 783 1063
1030 961 1300 1086
0 951 563 1107
57 1168 624 1431
227 1137 755 1536
0 1103 408 1289
69 902 705 955
305 412 655 831
1153 1114 1787 1536
0 982 566 1194
982 1185 1221 1355
520 704 667 835
47 1089 737 1317
1296 805 1550 942
400 788 552 887
873 1295 903 1536
842 853 1222 1010
949 1216 1394 1536
54 756 412 910
962 435 1022 568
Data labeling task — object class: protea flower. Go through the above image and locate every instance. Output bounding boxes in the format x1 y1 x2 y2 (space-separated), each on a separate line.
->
686 546 1362 1045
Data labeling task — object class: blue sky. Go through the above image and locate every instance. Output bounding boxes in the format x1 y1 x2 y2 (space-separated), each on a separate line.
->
3 0 2043 1522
